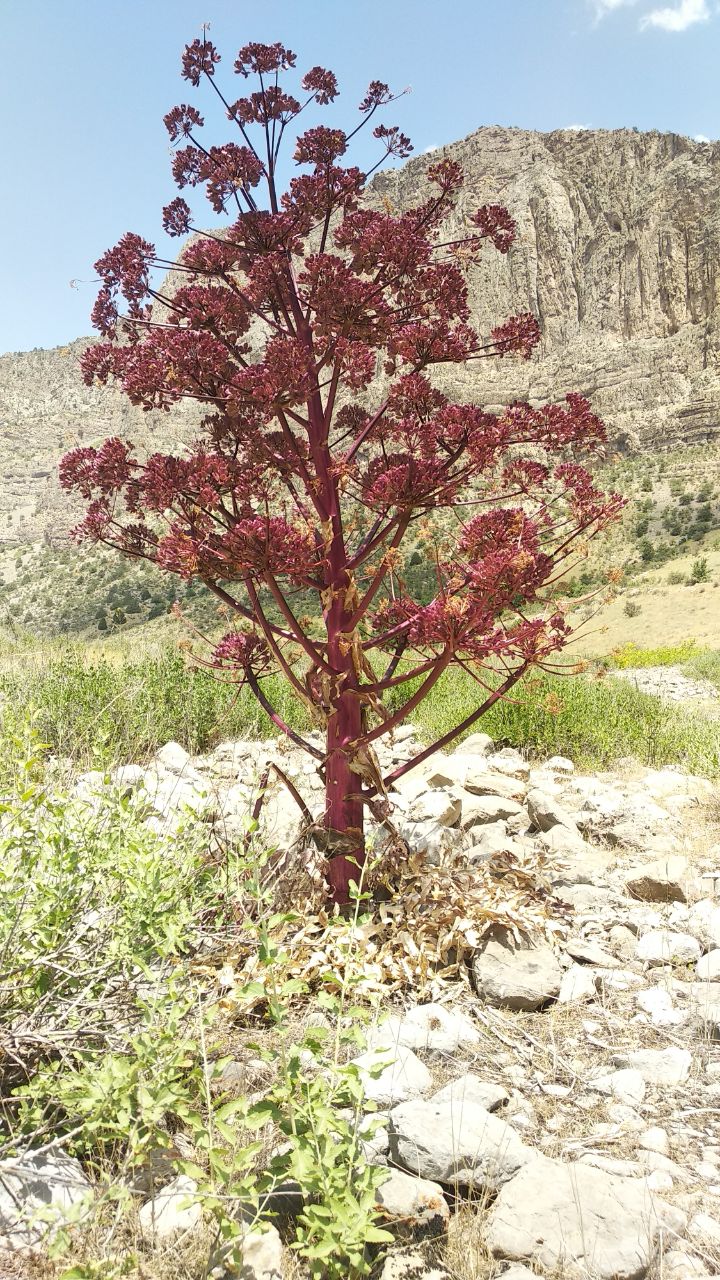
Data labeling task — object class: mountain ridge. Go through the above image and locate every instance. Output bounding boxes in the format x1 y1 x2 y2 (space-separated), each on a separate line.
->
2 124 720 545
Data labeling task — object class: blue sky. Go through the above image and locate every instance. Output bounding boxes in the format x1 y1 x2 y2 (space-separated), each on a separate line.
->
2 0 718 355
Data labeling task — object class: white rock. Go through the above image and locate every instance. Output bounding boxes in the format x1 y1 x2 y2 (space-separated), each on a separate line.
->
376 1251 451 1280
540 824 595 856
663 1250 710 1279
487 748 531 779
486 1155 685 1279
613 1048 692 1086
566 937 619 967
689 1211 720 1245
428 757 522 800
636 985 687 1026
546 755 575 773
472 932 562 1011
0 1151 92 1248
138 1175 201 1241
696 950 720 980
687 900 720 948
375 1167 449 1240
408 790 461 828
466 821 512 861
558 963 598 1004
646 1170 674 1191
387 1098 532 1190
636 930 701 965
626 855 689 904
352 1044 432 1107
590 1068 646 1105
369 1003 480 1057
638 1127 671 1157
526 788 579 833
459 732 494 755
579 1154 643 1177
638 1151 684 1178
155 741 192 773
110 762 148 792
593 967 646 993
458 794 525 826
430 1072 509 1113
211 1222 285 1279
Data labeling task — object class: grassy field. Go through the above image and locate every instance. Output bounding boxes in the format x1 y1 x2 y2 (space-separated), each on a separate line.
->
0 631 717 776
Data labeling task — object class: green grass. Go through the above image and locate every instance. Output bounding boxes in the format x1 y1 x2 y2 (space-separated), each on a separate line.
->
407 665 720 775
0 646 309 766
683 647 720 692
1 639 717 776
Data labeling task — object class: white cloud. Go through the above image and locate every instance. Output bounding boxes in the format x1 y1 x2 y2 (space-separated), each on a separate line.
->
640 0 710 29
563 123 592 131
593 0 639 11
694 133 711 142
423 144 439 154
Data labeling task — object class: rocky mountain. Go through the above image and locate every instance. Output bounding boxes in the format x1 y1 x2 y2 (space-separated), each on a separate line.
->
2 125 720 545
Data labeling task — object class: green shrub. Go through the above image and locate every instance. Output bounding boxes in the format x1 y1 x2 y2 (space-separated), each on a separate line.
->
691 557 710 584
624 600 642 617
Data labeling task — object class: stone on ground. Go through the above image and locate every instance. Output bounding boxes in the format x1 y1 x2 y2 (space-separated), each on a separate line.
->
485 1155 685 1280
590 1068 646 1105
526 788 579 832
138 1174 201 1241
558 962 598 1003
636 930 701 965
638 1127 671 1157
430 1072 509 1113
688 1211 720 1246
626 855 689 903
387 1098 531 1189
695 949 720 980
0 1151 92 1248
663 1250 710 1278
209 1222 284 1279
377 1251 451 1279
369 1003 480 1056
613 1048 692 1086
375 1167 449 1241
636 986 687 1026
352 1043 432 1106
459 794 525 826
472 930 562 1010
154 741 192 773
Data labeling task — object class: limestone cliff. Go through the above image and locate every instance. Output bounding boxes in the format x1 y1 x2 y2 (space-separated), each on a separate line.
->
1 126 719 544
373 126 720 453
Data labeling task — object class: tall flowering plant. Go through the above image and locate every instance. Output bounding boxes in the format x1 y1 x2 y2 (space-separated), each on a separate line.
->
61 35 622 903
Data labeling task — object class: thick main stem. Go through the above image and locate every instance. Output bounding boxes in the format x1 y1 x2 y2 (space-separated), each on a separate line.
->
324 677 365 906
323 555 366 908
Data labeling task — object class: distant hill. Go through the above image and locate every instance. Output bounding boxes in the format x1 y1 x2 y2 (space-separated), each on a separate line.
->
2 124 720 557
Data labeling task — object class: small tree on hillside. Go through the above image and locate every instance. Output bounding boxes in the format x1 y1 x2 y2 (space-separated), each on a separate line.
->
61 35 622 904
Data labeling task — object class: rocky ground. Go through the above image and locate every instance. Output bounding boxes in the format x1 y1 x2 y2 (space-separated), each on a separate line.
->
4 728 720 1279
612 665 720 710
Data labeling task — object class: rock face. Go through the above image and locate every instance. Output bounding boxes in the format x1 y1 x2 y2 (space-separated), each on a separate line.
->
4 126 720 545
374 127 720 456
486 1156 684 1280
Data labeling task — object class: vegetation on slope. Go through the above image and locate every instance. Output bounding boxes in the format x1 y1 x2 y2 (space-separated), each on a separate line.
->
0 637 716 776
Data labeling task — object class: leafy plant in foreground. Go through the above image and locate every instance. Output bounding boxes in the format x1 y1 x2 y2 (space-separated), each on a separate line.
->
60 34 623 902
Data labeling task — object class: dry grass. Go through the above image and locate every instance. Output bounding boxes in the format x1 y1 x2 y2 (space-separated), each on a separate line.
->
570 549 720 659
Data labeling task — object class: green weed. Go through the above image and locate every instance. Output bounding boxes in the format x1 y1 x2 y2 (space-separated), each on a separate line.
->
609 639 703 669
